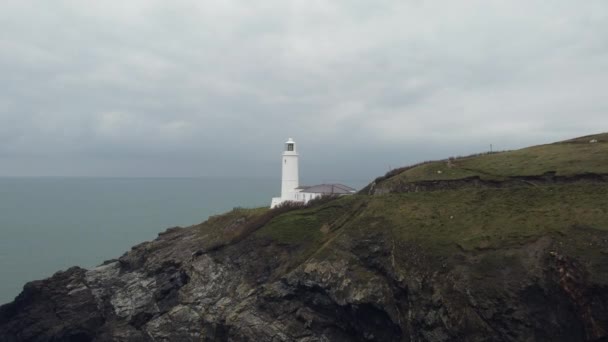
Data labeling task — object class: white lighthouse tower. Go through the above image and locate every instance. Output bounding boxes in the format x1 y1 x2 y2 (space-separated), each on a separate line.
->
281 138 299 199
270 138 300 208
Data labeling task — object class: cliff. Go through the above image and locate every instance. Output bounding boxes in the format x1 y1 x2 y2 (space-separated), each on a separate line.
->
1 134 608 342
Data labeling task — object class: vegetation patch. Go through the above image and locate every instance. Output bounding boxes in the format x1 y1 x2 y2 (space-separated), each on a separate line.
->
338 184 608 263
370 132 608 192
192 207 270 250
256 212 323 245
255 196 363 245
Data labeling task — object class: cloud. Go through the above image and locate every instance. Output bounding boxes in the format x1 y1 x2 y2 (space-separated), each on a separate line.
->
0 0 607 179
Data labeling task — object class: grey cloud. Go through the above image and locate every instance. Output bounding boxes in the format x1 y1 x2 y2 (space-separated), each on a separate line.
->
0 0 607 180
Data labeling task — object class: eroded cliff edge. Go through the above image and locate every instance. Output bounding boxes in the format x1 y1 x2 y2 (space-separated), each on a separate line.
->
2 134 608 342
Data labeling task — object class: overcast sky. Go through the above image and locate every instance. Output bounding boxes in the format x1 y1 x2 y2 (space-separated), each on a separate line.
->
1 1 607 182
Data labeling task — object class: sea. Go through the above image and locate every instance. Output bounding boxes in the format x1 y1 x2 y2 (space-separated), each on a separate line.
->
0 177 368 305
0 177 280 305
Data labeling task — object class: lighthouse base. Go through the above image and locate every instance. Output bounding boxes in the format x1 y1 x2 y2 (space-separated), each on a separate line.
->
270 197 283 209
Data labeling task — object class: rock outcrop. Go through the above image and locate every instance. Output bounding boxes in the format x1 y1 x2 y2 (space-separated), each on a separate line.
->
1 202 608 342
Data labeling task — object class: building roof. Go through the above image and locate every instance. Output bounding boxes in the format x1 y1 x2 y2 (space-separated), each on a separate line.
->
296 183 357 194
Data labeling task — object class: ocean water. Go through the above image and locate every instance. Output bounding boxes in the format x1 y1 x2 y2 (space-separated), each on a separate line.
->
0 177 281 305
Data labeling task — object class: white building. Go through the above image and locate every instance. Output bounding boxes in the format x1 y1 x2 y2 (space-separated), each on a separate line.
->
270 138 356 208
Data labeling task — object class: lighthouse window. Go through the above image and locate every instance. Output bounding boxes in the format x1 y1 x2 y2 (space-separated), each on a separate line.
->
287 143 294 151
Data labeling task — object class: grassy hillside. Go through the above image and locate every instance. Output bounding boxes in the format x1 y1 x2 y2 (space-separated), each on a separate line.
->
194 132 608 283
247 183 608 280
372 132 608 190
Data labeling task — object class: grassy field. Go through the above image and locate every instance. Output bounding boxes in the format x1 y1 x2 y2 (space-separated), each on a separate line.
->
378 133 608 188
251 183 608 280
367 184 608 252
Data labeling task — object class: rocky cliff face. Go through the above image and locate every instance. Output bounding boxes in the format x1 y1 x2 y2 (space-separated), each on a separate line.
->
1 195 608 342
2 135 608 342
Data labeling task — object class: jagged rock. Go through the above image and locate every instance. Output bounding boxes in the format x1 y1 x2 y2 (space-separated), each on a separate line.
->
2 202 608 342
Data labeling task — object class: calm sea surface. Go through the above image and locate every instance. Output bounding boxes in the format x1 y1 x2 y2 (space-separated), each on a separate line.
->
0 177 283 304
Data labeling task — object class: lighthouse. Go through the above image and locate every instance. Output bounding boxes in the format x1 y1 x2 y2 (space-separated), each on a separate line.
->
270 138 356 208
271 138 300 208
281 138 299 199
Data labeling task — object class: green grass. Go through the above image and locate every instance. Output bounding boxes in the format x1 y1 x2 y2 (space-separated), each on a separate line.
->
364 184 608 252
256 211 323 244
380 132 608 188
306 183 608 283
246 183 608 276
193 207 270 249
246 183 608 284
458 139 608 177
255 196 363 244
